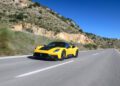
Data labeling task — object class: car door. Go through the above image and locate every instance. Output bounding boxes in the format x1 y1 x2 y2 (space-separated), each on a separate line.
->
65 44 73 56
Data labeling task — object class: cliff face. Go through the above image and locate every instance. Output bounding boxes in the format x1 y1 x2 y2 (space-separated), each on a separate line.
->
12 23 94 44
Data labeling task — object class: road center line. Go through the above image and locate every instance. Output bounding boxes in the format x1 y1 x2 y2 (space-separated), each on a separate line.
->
16 60 74 78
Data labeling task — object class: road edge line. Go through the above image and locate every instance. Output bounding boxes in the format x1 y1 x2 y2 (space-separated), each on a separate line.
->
0 55 32 60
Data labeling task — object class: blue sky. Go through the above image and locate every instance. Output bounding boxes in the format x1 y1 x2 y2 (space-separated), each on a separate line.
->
32 0 120 39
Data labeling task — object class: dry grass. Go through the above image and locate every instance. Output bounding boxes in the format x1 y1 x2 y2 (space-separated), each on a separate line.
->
0 28 53 56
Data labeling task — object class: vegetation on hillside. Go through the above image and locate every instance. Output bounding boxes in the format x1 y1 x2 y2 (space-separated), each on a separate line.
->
0 28 55 56
0 0 82 34
85 32 120 49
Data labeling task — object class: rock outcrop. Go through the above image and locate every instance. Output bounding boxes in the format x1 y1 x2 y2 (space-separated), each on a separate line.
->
14 0 28 7
12 23 94 44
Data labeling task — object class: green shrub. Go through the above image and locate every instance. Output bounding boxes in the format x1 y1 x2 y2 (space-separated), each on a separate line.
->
0 28 15 55
84 43 97 50
8 13 28 21
25 28 33 33
33 2 40 7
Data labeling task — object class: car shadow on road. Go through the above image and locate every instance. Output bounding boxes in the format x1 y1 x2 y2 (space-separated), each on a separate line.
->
27 56 57 61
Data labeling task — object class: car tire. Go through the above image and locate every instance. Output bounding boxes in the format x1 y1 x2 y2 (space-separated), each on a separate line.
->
59 50 66 61
74 50 78 58
33 53 37 57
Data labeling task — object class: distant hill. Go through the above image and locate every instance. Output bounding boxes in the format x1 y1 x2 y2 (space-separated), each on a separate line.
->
0 0 119 56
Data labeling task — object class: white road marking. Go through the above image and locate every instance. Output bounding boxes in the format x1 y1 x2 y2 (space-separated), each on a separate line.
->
93 53 99 56
0 55 31 60
16 60 74 78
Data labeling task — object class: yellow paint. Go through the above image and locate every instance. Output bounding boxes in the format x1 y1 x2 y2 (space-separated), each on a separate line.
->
34 45 78 60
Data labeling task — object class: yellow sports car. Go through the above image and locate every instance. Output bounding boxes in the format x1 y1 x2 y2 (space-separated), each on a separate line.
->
33 42 79 60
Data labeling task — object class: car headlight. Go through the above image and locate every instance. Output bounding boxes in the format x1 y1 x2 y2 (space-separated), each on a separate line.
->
54 49 60 52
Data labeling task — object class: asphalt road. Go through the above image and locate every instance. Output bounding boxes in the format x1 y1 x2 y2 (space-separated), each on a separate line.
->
0 49 120 86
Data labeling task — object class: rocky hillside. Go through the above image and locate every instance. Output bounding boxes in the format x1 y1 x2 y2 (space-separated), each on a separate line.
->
0 0 93 44
12 23 93 44
85 32 120 49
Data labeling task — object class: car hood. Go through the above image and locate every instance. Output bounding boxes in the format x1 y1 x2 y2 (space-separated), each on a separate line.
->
40 46 63 50
40 46 52 50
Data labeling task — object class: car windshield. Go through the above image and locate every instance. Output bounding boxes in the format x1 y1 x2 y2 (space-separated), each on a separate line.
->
47 42 66 48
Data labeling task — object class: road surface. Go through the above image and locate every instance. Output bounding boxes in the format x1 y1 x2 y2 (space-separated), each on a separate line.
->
0 49 120 86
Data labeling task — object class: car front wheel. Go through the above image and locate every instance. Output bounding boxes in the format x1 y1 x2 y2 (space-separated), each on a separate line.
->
59 50 66 61
74 50 78 58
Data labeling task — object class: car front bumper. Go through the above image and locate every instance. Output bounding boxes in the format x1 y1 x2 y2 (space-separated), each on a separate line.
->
33 52 58 60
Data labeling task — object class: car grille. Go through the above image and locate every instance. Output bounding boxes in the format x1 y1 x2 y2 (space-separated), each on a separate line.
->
34 53 49 57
